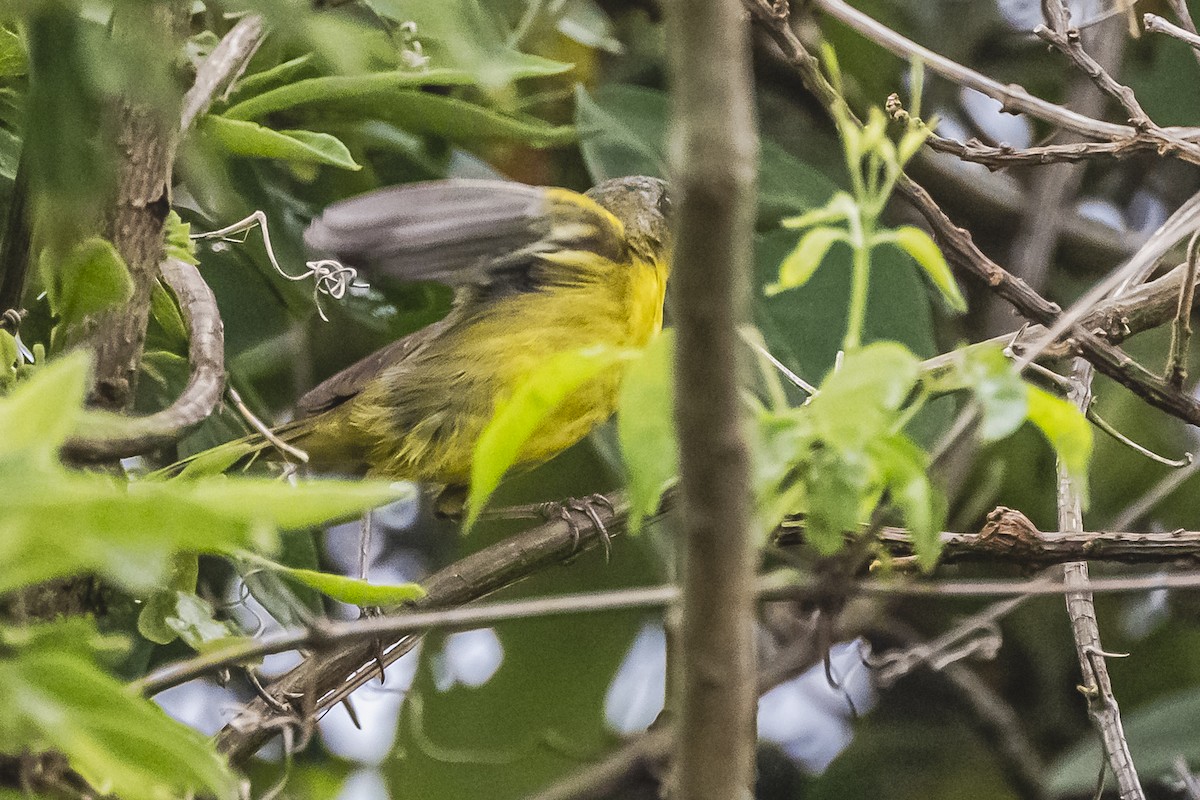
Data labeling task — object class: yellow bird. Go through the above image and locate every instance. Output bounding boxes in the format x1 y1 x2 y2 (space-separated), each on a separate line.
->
184 177 672 511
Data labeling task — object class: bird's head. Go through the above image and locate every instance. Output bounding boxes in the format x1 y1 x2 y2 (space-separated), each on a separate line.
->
586 176 671 266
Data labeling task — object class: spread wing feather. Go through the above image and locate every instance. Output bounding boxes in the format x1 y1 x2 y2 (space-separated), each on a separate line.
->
303 179 627 288
297 179 631 414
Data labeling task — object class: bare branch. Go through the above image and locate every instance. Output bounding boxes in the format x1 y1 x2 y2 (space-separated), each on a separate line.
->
1058 360 1145 800
1166 232 1200 387
214 496 633 763
180 14 266 133
63 258 225 460
808 0 1196 145
1144 13 1200 69
745 0 1200 428
925 132 1154 170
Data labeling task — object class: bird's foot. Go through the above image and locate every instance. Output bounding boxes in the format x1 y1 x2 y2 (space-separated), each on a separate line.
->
538 494 617 562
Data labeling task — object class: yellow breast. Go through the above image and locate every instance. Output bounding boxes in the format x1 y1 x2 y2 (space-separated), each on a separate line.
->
347 252 669 485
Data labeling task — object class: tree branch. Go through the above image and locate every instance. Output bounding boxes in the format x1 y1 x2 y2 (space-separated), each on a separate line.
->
63 257 225 460
84 3 188 412
180 14 266 133
1058 358 1144 800
810 0 1200 152
667 0 760 796
214 497 631 763
745 0 1200 428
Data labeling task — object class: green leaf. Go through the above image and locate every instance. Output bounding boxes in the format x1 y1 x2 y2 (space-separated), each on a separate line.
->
878 225 966 312
575 84 836 220
467 344 639 527
874 434 941 569
163 209 198 266
245 555 426 607
575 84 665 181
766 226 848 296
1026 386 1093 490
199 115 361 170
179 478 414 532
958 346 1028 441
557 0 623 53
806 342 920 449
221 68 478 120
137 590 231 648
365 0 573 89
0 373 410 596
48 237 134 328
780 192 855 230
0 26 26 78
148 283 189 353
0 352 89 457
279 88 575 149
0 623 238 800
0 329 17 387
223 54 317 107
617 331 677 533
805 446 868 554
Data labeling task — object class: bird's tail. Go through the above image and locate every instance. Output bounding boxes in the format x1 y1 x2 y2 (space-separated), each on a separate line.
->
150 420 309 480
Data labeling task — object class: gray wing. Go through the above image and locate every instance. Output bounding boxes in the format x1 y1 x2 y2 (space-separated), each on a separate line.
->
295 315 455 416
303 179 555 286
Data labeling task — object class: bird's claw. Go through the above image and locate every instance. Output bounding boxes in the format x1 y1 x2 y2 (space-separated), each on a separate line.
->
539 494 616 561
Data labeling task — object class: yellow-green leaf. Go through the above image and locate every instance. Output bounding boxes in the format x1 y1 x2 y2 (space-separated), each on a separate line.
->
766 226 848 296
882 225 966 312
467 344 639 527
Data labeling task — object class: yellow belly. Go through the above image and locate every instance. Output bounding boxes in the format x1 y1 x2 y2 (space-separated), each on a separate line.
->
336 258 666 484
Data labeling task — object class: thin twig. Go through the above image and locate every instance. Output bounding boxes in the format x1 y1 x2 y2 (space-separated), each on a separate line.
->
1036 2 1153 131
1087 403 1193 467
1058 359 1145 800
1145 13 1200 70
1166 231 1200 387
226 385 309 463
214 495 634 763
877 609 1047 800
925 132 1153 170
986 14 1123 338
1111 456 1200 530
809 0 1200 149
62 258 225 460
746 0 1200 429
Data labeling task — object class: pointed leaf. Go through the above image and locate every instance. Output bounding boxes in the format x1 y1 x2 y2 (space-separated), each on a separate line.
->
617 331 677 533
199 116 361 170
247 555 426 607
0 352 89 456
1026 385 1093 490
49 237 134 328
881 225 966 312
766 226 848 296
467 344 639 527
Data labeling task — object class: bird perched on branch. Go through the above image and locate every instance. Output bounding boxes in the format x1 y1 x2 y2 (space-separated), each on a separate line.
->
175 176 672 513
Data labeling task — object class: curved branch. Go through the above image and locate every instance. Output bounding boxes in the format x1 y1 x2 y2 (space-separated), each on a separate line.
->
63 257 225 460
180 14 266 133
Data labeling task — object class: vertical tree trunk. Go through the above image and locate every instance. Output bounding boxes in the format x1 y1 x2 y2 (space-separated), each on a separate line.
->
665 0 760 796
87 2 187 411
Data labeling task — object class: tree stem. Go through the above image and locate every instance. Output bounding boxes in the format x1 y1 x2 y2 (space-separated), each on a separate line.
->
665 0 759 796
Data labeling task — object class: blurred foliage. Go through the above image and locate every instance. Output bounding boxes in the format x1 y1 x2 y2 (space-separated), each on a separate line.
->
1 0 1200 799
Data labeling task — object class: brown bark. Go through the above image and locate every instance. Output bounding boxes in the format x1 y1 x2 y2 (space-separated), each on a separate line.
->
666 0 760 797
